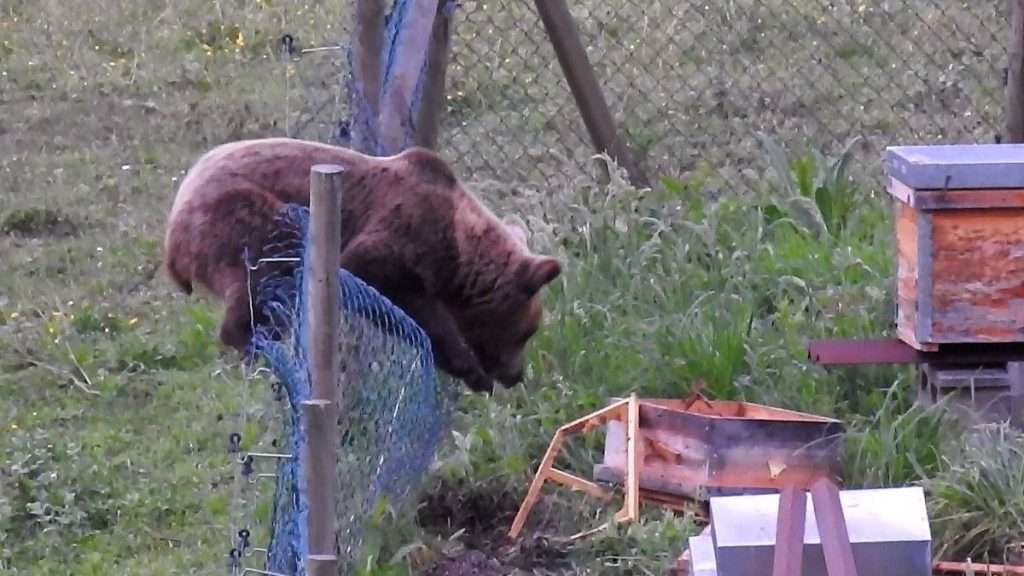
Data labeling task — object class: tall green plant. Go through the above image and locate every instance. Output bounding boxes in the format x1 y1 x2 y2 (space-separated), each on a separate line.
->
756 132 863 239
928 423 1024 562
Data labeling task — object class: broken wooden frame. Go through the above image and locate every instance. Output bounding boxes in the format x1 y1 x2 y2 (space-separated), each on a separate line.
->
507 392 846 541
934 561 1024 575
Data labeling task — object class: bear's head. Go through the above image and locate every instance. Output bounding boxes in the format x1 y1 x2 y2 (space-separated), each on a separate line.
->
396 147 562 390
451 224 562 389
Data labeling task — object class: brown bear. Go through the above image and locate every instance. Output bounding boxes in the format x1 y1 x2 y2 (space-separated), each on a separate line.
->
162 137 561 393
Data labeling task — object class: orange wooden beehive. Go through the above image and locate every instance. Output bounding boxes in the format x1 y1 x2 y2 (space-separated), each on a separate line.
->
886 144 1024 350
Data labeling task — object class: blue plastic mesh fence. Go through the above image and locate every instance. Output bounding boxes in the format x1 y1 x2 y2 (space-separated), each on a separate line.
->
231 203 458 575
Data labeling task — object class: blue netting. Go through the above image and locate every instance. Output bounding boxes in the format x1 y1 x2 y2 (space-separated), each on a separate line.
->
239 203 458 575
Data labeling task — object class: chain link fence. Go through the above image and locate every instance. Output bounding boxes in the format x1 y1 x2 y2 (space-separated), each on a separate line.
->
283 0 1009 191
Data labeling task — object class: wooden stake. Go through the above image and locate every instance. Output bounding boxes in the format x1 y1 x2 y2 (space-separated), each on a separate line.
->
772 485 807 576
350 0 386 153
302 164 345 576
355 0 385 119
532 0 649 188
1007 0 1024 142
415 0 454 150
378 0 439 155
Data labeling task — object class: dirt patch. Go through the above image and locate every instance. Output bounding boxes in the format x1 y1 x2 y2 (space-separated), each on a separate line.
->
424 537 574 576
1 207 81 238
416 480 576 573
417 482 523 551
425 550 503 576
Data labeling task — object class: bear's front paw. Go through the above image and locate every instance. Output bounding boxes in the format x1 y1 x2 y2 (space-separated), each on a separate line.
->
445 355 493 394
464 369 494 394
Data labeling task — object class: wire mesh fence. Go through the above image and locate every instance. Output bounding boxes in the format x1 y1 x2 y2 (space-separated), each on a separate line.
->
280 0 1009 192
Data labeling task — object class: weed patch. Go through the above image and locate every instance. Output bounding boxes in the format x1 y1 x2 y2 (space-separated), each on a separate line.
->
1 207 80 238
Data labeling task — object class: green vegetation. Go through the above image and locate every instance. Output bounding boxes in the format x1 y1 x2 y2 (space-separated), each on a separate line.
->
2 1 1021 574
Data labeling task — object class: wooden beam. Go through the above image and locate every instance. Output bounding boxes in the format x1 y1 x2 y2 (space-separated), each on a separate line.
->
378 0 439 154
350 0 386 153
934 561 1024 575
559 397 629 434
810 476 859 576
355 0 385 117
636 489 705 515
547 467 614 500
415 0 454 150
532 0 649 188
508 430 566 538
302 164 345 576
772 485 807 576
1009 362 1024 427
616 393 641 522
509 398 630 539
1008 0 1024 142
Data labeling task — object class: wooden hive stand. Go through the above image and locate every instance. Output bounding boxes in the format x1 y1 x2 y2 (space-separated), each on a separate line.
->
887 144 1024 428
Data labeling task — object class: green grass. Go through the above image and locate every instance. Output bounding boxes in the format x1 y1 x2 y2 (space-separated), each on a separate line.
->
2 0 1023 574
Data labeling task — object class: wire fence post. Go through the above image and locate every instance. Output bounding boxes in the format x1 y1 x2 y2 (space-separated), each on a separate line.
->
302 164 344 576
1008 0 1024 142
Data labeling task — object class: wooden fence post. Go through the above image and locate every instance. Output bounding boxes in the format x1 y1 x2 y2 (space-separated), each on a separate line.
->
302 164 345 576
415 0 455 150
1007 0 1024 142
533 0 649 188
351 0 386 153
355 0 386 118
378 0 440 155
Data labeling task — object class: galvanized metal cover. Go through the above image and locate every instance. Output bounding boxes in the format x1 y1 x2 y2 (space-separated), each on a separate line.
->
710 486 932 576
687 533 720 576
886 144 1024 190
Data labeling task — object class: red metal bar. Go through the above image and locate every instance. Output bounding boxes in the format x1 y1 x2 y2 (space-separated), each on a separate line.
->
808 339 1024 367
807 339 919 365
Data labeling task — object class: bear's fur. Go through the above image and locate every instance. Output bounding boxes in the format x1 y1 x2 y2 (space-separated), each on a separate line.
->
163 137 561 393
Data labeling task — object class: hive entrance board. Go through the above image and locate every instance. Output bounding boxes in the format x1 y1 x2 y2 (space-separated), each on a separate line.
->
507 393 845 540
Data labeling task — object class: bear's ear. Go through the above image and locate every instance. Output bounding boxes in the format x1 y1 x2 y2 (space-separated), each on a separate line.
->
518 256 562 296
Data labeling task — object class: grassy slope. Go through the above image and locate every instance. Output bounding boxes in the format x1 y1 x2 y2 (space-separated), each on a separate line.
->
1 1 1022 575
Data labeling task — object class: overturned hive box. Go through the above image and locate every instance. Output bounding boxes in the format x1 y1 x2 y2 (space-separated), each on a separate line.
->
886 144 1024 351
593 397 845 499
